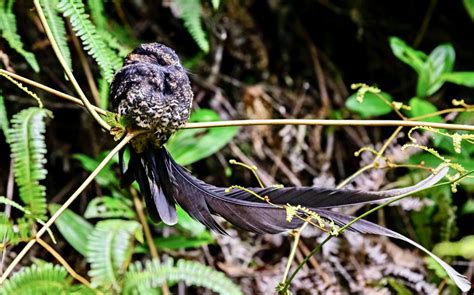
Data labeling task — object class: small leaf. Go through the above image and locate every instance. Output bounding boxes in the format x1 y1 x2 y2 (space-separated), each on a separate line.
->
153 233 214 250
441 71 474 87
463 0 474 20
389 37 427 73
433 235 474 259
409 97 443 123
167 109 238 165
49 204 94 256
416 44 455 97
346 91 394 118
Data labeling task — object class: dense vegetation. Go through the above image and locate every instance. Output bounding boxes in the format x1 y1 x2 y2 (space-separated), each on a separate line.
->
0 0 473 294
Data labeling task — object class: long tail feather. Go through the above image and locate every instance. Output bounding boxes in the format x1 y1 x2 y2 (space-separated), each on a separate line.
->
127 147 470 291
314 209 472 292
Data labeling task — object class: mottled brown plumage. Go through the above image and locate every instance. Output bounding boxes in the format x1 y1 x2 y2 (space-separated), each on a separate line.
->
109 43 470 292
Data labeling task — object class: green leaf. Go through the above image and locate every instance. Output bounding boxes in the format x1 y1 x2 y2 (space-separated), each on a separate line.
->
0 263 74 294
6 107 52 219
176 205 207 235
84 196 135 219
38 0 72 71
167 109 238 165
58 0 122 82
174 0 210 52
0 2 39 72
389 37 427 73
153 233 214 250
433 235 474 259
0 94 9 139
124 258 243 295
346 91 393 118
416 44 455 97
441 71 474 87
409 97 443 123
463 0 474 20
49 204 93 256
73 152 120 187
87 219 143 290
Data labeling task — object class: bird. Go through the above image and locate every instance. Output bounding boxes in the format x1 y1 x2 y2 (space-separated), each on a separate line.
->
109 43 471 292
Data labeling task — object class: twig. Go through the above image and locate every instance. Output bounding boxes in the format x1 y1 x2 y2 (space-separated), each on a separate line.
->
184 119 474 131
2 69 473 132
0 132 136 284
0 70 106 116
281 224 307 284
33 0 110 130
36 238 96 293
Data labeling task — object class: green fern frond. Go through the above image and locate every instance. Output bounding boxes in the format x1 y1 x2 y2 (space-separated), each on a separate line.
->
6 107 52 219
58 0 122 82
0 2 40 72
0 263 73 294
86 219 143 290
38 0 72 71
87 0 107 30
0 94 9 139
0 72 44 107
174 0 210 53
124 259 243 295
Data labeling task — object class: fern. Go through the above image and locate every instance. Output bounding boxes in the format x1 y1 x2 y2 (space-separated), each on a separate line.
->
86 219 143 290
58 0 122 82
38 0 72 71
6 107 52 219
0 1 39 72
123 259 243 295
87 0 107 30
174 0 210 53
0 262 74 294
0 94 9 139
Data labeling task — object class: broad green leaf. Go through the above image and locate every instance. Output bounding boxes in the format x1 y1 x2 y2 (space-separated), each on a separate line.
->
409 97 443 123
389 37 427 73
176 206 207 235
416 44 455 97
441 71 474 87
463 0 474 20
49 204 93 256
167 109 238 166
84 196 135 219
154 233 214 250
433 236 474 259
346 91 393 118
73 152 119 187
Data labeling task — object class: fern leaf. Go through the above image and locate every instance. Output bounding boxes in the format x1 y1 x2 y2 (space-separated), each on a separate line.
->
58 0 122 82
87 0 107 30
0 263 73 294
0 94 9 139
174 0 210 53
124 259 242 295
38 0 73 71
6 107 52 219
86 219 143 290
0 2 40 72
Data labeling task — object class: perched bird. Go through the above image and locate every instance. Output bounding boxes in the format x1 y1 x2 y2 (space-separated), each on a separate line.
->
110 43 470 292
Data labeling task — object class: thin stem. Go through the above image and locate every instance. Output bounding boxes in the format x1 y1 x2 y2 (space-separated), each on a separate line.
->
2 69 473 132
36 238 97 293
281 224 307 284
33 0 110 130
336 164 374 189
0 132 136 283
184 119 474 131
0 70 107 115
